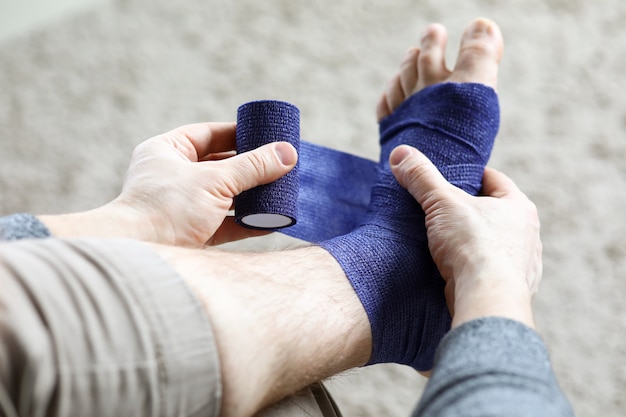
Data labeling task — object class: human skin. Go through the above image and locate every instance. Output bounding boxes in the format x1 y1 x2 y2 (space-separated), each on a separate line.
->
33 17 540 417
153 17 539 417
157 153 541 416
376 17 539 330
390 145 541 330
39 122 299 247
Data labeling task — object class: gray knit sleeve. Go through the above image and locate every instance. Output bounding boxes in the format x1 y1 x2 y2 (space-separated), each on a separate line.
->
0 213 51 240
413 317 574 417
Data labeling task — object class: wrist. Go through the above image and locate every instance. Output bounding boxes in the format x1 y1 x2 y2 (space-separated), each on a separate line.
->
451 262 535 330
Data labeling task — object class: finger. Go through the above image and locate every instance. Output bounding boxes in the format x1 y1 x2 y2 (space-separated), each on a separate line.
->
201 150 236 162
217 141 298 196
162 122 237 161
481 167 522 199
390 145 455 210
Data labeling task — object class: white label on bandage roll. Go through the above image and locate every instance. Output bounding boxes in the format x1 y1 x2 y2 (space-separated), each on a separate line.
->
241 213 294 229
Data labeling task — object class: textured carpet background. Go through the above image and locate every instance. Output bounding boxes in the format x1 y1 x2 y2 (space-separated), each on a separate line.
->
1 1 625 416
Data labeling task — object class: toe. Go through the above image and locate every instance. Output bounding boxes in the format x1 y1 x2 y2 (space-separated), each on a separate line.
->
378 75 405 121
448 18 503 89
399 47 420 98
376 91 392 121
417 23 451 89
378 48 420 121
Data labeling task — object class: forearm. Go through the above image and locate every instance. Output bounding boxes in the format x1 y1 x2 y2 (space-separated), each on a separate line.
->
0 202 160 243
414 317 574 417
37 201 156 241
0 238 220 417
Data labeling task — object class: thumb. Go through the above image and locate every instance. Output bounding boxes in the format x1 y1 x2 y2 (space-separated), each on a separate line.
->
390 145 454 210
219 142 298 196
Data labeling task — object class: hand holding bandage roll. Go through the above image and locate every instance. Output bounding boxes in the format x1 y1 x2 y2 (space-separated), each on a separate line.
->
234 99 376 240
235 100 300 230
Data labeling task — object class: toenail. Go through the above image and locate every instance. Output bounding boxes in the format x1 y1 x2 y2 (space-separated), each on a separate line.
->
468 22 490 35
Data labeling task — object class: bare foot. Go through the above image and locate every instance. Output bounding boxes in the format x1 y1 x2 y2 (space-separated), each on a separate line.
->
376 18 504 121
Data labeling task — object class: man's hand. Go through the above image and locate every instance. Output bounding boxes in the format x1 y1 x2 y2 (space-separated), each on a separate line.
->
390 144 542 328
39 123 298 246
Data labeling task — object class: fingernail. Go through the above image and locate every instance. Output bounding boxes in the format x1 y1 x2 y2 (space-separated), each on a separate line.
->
389 145 413 167
274 142 298 166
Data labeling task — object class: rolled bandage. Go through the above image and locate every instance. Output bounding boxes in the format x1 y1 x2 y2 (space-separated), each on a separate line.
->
235 100 300 230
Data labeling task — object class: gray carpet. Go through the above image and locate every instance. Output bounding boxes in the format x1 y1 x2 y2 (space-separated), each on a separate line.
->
2 1 625 416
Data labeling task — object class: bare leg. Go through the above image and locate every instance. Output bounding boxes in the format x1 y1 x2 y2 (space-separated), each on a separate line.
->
153 245 370 417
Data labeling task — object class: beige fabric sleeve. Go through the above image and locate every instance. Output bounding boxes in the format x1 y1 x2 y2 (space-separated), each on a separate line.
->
0 238 221 417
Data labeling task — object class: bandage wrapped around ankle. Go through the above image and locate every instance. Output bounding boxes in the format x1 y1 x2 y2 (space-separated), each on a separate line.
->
321 83 499 371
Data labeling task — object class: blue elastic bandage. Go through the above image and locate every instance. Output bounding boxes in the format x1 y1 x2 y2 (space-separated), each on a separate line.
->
235 83 499 370
235 101 300 230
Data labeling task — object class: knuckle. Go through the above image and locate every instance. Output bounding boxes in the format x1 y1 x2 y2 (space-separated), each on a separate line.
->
405 160 432 186
243 150 270 179
403 162 427 189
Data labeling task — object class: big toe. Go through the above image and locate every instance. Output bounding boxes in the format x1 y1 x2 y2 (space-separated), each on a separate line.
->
448 18 503 89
